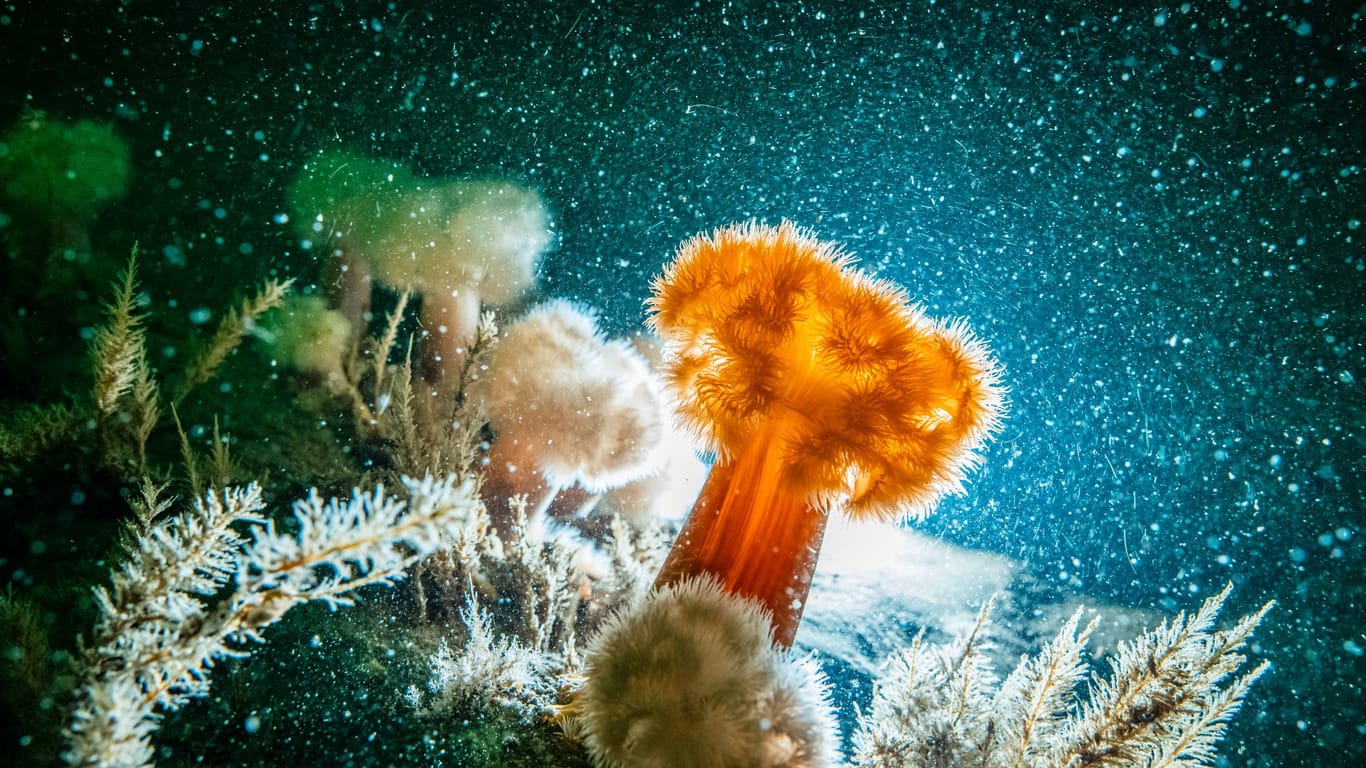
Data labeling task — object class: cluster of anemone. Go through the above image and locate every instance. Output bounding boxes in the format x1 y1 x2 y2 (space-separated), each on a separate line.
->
285 148 552 386
282 150 690 537
278 180 1009 761
568 220 1006 767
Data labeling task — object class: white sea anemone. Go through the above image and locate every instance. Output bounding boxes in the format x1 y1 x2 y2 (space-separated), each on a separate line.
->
369 179 552 385
478 300 668 523
573 576 839 768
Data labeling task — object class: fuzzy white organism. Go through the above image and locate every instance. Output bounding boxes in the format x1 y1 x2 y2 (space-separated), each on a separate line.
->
441 180 552 304
597 423 708 527
572 576 839 768
478 299 669 521
850 585 1271 768
419 592 550 714
368 181 550 301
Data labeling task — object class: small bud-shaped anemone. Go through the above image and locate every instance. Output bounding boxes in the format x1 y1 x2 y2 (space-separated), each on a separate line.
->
0 110 130 258
476 299 668 524
257 294 353 384
649 221 1005 647
572 576 839 768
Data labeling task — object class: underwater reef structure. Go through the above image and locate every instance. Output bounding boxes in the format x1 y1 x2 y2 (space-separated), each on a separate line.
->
0 211 1268 768
647 220 1005 647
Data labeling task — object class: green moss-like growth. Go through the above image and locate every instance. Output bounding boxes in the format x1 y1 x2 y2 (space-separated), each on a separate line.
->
285 147 413 247
0 110 130 221
0 590 73 767
0 109 131 269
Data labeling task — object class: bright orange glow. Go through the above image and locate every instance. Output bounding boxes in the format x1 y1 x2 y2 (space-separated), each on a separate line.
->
649 220 1004 646
653 415 828 648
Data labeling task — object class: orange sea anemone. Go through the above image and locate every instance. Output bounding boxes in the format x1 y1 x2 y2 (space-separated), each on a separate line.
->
648 220 1005 647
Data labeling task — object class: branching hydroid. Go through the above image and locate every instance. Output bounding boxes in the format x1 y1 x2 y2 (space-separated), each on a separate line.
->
851 585 1271 768
176 276 294 403
65 474 480 768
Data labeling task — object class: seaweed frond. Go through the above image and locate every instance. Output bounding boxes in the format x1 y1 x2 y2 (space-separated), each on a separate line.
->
170 404 201 498
90 248 148 416
88 246 161 476
0 400 84 472
852 598 1002 767
176 276 294 403
205 417 236 489
369 288 411 399
381 311 497 480
1052 584 1272 767
994 607 1098 768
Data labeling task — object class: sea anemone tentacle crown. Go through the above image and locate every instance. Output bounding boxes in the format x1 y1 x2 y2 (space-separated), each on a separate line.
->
648 220 1005 647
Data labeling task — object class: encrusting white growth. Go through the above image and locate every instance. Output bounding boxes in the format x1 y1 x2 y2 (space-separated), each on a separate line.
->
571 576 839 768
418 590 550 714
477 299 669 521
64 474 480 768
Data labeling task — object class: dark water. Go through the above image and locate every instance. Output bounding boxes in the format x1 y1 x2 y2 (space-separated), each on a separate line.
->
2 1 1361 765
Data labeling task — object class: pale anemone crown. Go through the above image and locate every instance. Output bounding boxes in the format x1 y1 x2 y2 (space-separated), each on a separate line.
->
367 186 454 289
443 181 553 304
369 179 551 304
479 300 667 493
